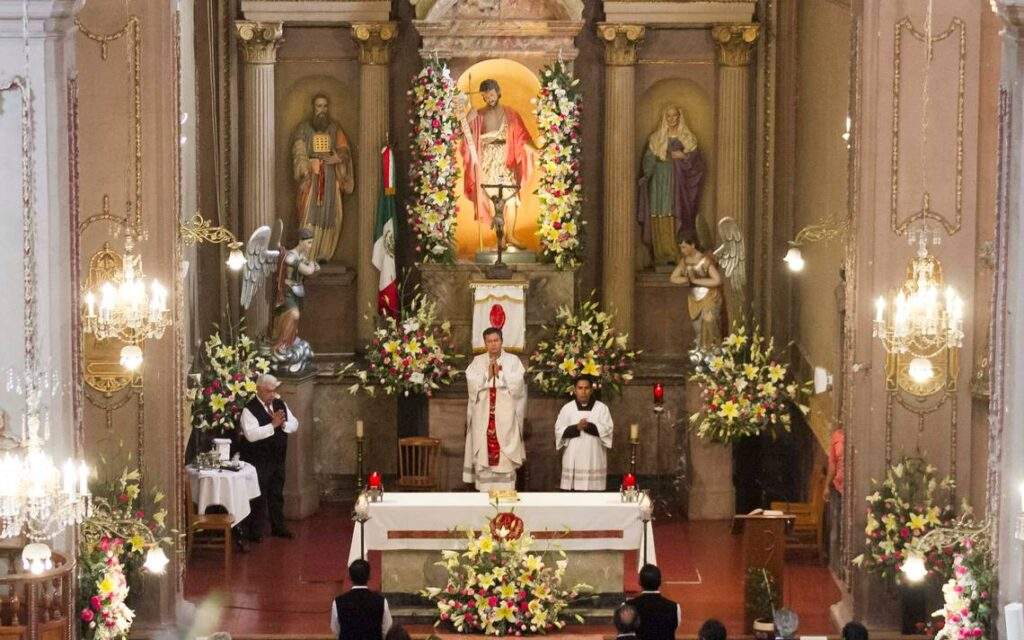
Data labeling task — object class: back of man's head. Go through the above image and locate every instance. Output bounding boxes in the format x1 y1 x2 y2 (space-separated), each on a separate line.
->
842 622 869 640
639 563 662 591
348 559 371 586
699 618 727 640
614 603 639 633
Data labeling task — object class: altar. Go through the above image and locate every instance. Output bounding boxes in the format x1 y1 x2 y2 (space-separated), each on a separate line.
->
348 492 657 596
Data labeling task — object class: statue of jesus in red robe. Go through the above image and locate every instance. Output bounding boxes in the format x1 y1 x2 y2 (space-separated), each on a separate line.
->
459 79 536 251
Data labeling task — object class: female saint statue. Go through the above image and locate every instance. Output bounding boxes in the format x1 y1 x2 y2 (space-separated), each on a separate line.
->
637 105 706 267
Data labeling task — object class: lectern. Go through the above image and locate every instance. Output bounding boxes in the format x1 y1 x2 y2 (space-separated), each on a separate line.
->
733 512 795 629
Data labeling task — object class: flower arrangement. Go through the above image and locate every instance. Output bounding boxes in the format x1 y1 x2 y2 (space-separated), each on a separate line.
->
422 515 590 635
533 60 583 269
528 296 637 398
852 456 957 582
933 539 995 640
409 58 460 263
744 566 779 623
688 325 809 444
78 457 173 640
188 327 268 433
343 291 461 397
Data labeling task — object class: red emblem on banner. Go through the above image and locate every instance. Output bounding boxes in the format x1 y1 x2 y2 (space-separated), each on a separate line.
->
489 304 506 329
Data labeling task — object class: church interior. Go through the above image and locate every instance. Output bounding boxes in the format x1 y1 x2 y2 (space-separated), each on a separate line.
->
1 0 1023 638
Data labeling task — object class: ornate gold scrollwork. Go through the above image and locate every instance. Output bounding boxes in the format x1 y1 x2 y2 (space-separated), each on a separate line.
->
596 24 645 67
351 22 398 66
711 24 760 67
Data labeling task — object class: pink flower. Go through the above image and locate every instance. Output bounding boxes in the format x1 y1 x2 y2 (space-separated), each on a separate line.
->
98 538 111 552
80 609 94 623
488 596 498 607
90 596 102 611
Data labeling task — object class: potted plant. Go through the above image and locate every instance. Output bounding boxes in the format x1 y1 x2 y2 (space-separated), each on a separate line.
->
745 566 779 640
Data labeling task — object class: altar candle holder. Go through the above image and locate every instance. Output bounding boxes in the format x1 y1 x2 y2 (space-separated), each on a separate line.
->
367 471 384 502
355 427 365 493
621 473 639 502
628 424 639 477
653 383 665 413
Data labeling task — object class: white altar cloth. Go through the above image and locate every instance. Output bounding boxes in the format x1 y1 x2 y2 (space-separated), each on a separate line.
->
347 492 656 569
186 462 261 525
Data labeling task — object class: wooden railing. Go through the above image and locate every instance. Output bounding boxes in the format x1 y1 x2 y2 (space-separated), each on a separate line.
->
0 547 73 640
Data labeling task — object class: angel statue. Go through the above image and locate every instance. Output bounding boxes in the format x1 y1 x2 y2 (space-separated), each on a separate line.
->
241 224 321 376
669 217 745 350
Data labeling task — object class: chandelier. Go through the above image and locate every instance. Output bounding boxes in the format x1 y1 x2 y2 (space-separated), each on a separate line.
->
872 235 964 390
81 231 170 370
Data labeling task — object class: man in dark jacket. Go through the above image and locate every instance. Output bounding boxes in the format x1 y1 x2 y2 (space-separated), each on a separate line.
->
627 564 680 640
330 560 392 640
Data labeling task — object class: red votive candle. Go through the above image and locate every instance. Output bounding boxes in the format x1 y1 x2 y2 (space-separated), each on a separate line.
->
623 473 636 489
653 383 665 405
368 471 382 489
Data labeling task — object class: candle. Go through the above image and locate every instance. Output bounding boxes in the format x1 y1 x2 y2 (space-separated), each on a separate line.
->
85 292 96 318
368 471 382 489
653 383 664 405
622 473 636 489
63 460 75 495
874 297 885 323
1006 603 1024 640
629 423 639 442
356 420 364 439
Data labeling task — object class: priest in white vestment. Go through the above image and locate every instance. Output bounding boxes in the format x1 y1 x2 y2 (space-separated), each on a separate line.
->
555 375 614 491
463 327 527 491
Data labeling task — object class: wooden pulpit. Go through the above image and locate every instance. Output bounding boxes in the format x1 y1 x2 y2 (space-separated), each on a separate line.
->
733 512 795 629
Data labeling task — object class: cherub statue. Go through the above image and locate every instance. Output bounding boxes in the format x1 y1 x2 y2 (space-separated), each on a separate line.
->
669 217 745 349
241 224 320 375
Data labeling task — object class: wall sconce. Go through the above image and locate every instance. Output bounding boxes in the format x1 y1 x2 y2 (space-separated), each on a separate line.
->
179 211 246 271
784 214 849 273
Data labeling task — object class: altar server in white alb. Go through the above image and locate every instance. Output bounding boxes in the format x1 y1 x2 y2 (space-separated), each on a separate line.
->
555 374 613 491
464 327 527 491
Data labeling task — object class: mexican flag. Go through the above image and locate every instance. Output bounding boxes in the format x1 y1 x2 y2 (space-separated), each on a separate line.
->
372 145 399 318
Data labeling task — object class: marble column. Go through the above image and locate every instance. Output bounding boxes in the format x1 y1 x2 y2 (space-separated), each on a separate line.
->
236 20 283 338
597 24 645 339
992 0 1024 620
352 22 397 345
711 24 759 317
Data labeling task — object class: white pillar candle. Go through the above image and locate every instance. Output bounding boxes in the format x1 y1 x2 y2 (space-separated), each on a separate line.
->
356 420 364 439
78 462 89 495
1005 602 1023 640
629 423 639 441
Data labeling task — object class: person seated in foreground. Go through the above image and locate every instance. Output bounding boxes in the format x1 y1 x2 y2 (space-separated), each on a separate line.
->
384 624 411 640
699 618 728 640
842 621 869 640
627 564 681 640
614 603 640 640
330 559 392 640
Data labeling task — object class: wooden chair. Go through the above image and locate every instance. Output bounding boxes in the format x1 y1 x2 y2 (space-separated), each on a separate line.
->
770 467 827 563
397 437 441 491
186 501 233 573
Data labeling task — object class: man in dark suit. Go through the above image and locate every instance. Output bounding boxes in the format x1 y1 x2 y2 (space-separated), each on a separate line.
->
330 560 392 640
627 564 681 640
614 603 640 640
239 373 298 540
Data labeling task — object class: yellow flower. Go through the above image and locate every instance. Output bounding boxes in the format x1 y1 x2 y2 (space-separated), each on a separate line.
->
908 512 928 531
384 340 401 355
498 583 516 600
865 514 879 534
768 364 785 382
130 534 145 552
581 359 601 376
215 345 235 360
760 382 777 396
209 393 228 413
718 400 740 421
524 554 544 572
883 513 898 531
244 380 257 393
709 357 725 372
495 602 516 622
478 535 494 553
926 506 943 526
558 358 577 374
492 566 507 580
532 610 549 626
725 333 747 348
528 599 543 614
98 576 114 594
406 339 421 354
533 584 550 599
744 364 758 379
477 572 496 589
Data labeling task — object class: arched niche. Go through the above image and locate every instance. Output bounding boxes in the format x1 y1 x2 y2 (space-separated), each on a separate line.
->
412 0 583 22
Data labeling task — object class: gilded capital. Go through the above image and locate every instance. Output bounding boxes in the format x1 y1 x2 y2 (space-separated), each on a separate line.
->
711 24 759 67
351 22 398 65
597 24 645 66
236 21 283 65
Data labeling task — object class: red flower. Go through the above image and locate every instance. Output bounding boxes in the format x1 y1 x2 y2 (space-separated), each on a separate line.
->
80 609 95 623
118 494 130 503
90 595 102 611
900 527 911 539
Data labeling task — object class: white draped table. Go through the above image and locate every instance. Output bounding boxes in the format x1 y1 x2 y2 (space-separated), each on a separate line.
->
186 462 261 525
347 492 656 571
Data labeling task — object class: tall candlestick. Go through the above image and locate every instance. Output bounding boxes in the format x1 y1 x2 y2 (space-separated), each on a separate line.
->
629 423 639 442
356 419 364 439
